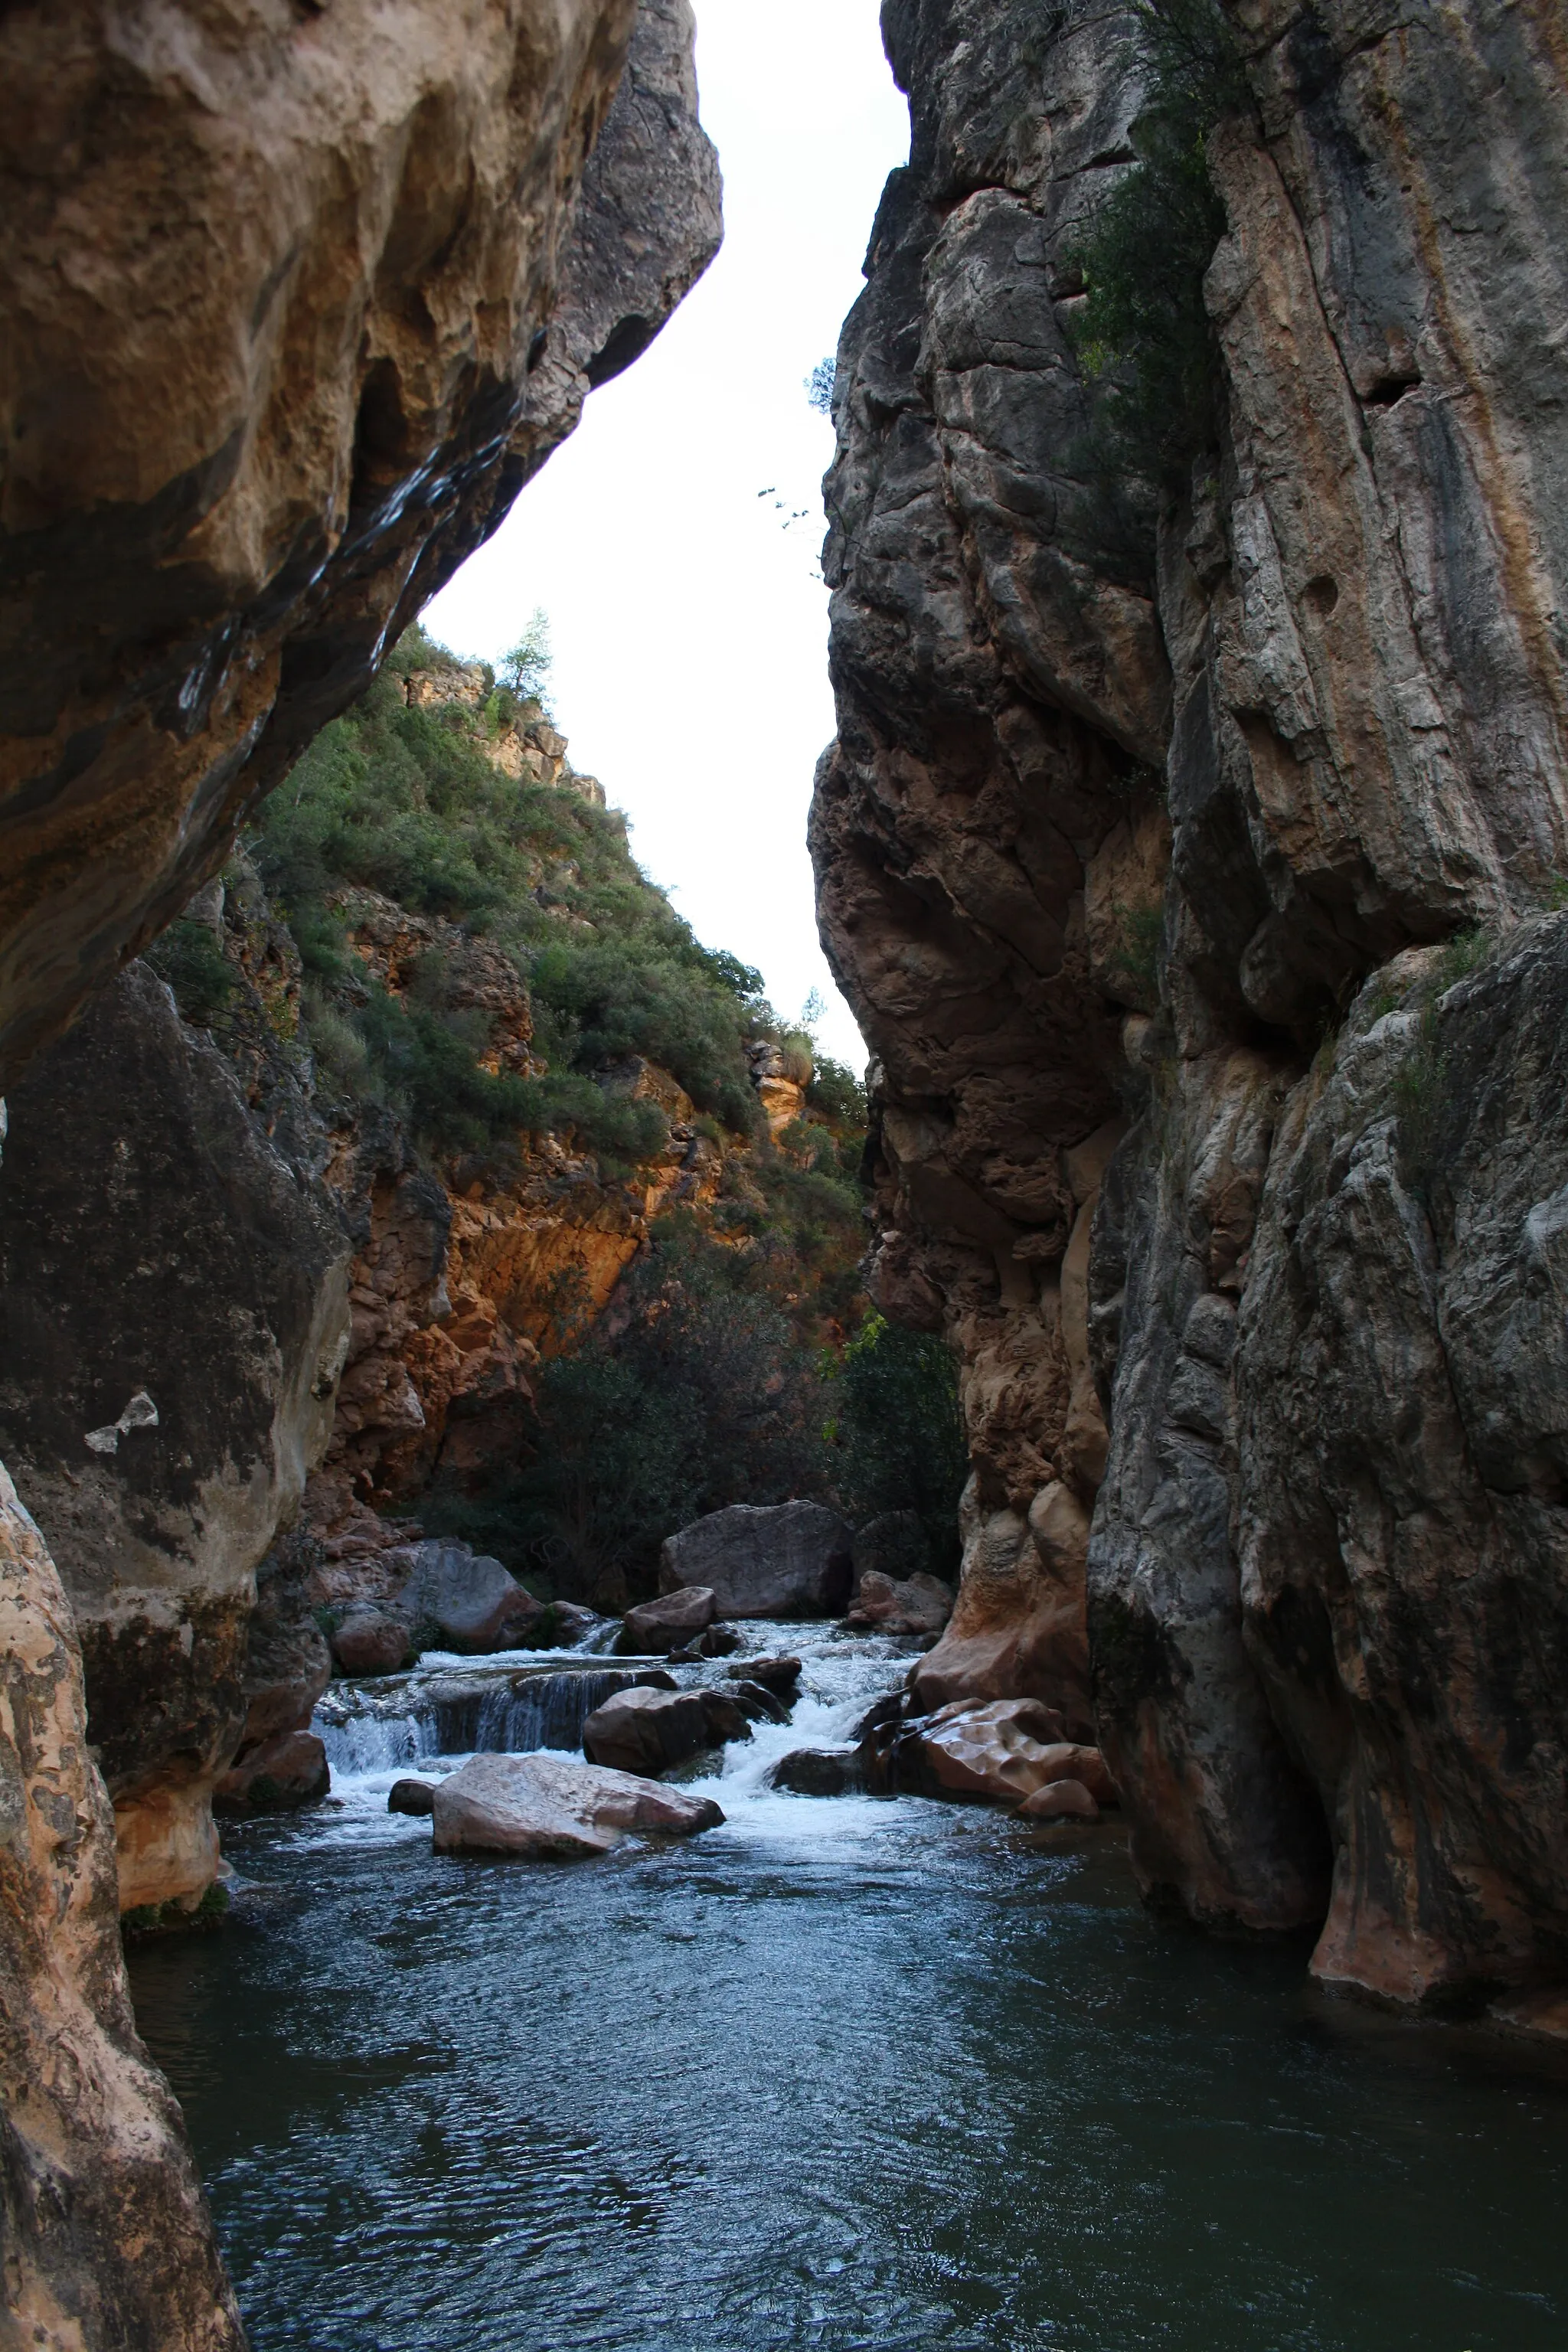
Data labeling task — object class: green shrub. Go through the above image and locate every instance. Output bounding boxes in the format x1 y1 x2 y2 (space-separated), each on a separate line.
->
145 918 237 1029
1068 0 1249 498
828 1314 967 1576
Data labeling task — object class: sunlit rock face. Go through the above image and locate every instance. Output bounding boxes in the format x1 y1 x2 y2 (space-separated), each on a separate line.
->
816 0 1568 2003
0 0 720 1089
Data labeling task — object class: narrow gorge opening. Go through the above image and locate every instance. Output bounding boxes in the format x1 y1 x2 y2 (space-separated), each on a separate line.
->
4 5 1568 2350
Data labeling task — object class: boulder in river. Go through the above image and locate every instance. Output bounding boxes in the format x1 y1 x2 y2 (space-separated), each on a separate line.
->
619 1586 716 1654
387 1778 437 1818
658 1501 853 1618
845 1568 954 1636
213 1730 330 1814
384 1539 543 1655
1016 1779 1099 1822
432 1753 721 1857
582 1685 715 1775
743 1655 803 1699
724 1678 791 1725
770 1747 861 1797
916 1701 1114 1808
333 1609 413 1677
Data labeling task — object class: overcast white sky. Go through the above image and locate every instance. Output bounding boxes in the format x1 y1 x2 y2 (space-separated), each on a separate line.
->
424 0 910 1071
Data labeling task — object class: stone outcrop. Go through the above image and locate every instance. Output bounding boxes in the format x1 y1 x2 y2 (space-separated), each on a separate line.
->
0 1469 246 2349
658 1501 855 1619
0 2 720 2334
0 962 351 1910
0 0 720 1089
815 0 1568 2018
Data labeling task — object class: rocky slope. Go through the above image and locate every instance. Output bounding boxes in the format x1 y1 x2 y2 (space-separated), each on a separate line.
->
815 0 1568 2021
0 5 719 2338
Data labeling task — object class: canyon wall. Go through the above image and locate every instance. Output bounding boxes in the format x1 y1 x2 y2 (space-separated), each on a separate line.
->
0 4 719 2341
815 0 1568 2019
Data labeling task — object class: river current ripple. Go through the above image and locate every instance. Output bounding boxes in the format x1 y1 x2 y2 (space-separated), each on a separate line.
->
129 1624 1568 2352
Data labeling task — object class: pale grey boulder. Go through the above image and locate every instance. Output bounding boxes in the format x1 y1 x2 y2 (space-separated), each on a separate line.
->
658 1501 853 1618
431 1752 722 1856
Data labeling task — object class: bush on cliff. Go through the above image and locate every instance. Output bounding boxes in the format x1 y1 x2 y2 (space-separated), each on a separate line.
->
827 1314 966 1576
1068 0 1249 495
253 630 769 1154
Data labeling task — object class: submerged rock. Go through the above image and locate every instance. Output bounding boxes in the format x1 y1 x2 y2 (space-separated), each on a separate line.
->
431 1753 721 1856
658 1501 853 1618
620 1585 717 1653
1017 1780 1099 1823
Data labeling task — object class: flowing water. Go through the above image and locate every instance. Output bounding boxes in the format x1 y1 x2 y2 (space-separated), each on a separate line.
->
129 1624 1568 2352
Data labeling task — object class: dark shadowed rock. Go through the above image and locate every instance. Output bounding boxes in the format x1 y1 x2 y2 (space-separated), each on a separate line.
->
334 1609 413 1677
213 1731 329 1815
620 1585 716 1653
387 1540 543 1655
658 1501 854 1617
582 1685 714 1775
387 1779 438 1818
770 1748 861 1797
0 963 351 1910
743 1655 804 1699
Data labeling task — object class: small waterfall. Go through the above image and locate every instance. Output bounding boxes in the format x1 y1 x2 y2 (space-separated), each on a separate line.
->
315 1667 662 1777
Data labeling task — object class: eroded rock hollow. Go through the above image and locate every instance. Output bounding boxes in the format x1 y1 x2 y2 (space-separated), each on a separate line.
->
813 0 1568 2017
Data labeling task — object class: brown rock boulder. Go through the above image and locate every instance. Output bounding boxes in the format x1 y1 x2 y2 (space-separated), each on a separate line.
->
213 1730 330 1815
915 1701 1109 1809
620 1585 717 1653
334 1609 413 1677
846 1568 953 1636
582 1685 714 1775
1017 1779 1099 1822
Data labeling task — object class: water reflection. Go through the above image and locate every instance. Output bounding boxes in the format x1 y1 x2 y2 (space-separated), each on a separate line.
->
129 1627 1568 2352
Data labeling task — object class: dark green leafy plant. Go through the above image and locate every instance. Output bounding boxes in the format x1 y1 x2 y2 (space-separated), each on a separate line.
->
828 1313 966 1576
1068 0 1250 497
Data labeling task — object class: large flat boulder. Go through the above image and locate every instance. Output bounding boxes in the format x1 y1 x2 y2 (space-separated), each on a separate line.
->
658 1501 852 1618
431 1753 721 1857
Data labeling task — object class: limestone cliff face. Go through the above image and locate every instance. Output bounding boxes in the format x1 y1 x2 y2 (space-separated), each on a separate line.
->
0 0 720 1089
815 0 1568 2018
0 6 720 2337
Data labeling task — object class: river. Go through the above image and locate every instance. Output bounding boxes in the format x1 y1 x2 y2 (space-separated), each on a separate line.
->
127 1625 1568 2352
